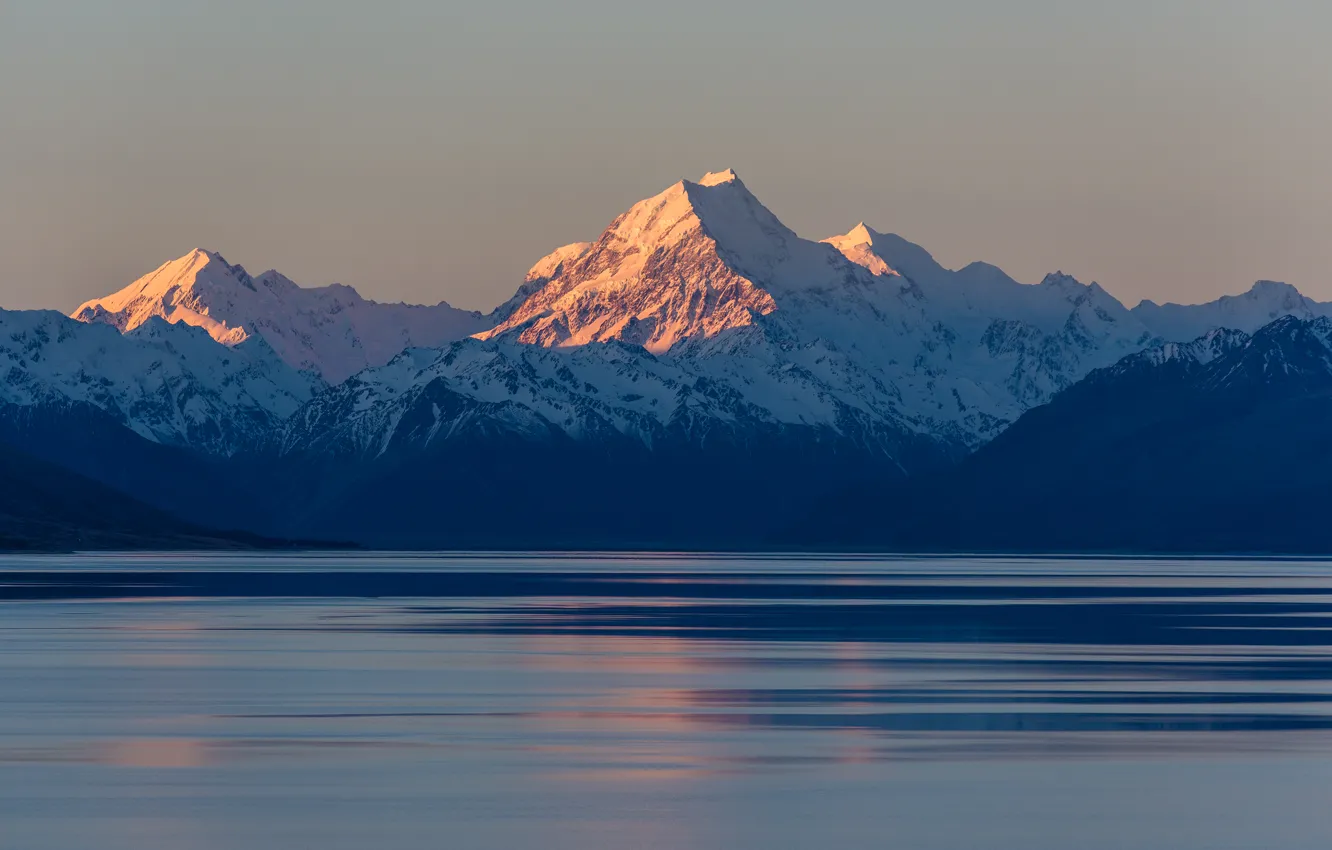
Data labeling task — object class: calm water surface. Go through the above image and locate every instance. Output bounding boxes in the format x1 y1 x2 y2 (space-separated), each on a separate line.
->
2 553 1332 849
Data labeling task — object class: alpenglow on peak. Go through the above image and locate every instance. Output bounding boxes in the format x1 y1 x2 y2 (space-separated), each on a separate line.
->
697 168 742 187
72 249 491 383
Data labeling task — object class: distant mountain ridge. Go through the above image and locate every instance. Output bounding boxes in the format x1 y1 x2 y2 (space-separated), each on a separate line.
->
15 168 1332 549
1131 280 1332 342
73 249 491 383
65 170 1332 453
801 315 1332 553
55 170 1178 464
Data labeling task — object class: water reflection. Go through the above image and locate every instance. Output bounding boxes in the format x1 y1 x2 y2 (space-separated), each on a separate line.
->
3 555 1332 849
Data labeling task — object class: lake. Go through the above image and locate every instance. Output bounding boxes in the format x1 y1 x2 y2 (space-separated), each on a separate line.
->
2 553 1331 849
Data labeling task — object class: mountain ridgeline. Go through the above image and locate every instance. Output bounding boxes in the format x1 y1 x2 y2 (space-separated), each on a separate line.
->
10 169 1332 550
801 317 1332 552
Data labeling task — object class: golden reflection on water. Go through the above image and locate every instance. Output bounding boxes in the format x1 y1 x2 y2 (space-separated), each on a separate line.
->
6 557 1332 850
99 737 211 768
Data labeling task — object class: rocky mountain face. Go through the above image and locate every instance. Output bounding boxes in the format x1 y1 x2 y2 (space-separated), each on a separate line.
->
72 249 491 383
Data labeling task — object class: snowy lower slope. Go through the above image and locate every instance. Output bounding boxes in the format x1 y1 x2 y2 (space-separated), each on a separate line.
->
278 334 949 469
0 309 319 455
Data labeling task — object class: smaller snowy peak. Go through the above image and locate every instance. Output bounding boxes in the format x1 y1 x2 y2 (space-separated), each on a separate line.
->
1195 315 1332 392
1129 327 1251 369
73 250 494 383
822 224 902 278
1251 279 1304 296
1032 273 1142 326
1131 279 1329 342
1249 312 1332 345
1189 326 1253 363
73 248 254 344
825 226 946 285
1038 271 1088 294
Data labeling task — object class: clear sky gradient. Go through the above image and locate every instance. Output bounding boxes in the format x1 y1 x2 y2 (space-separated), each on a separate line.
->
3 0 1330 312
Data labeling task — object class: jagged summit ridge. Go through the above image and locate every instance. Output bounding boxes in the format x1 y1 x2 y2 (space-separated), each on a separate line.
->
63 168 1332 461
697 168 741 187
474 170 1169 446
73 248 491 383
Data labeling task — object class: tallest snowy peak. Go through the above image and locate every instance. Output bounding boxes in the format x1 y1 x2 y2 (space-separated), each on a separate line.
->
576 168 812 286
176 247 222 268
842 222 878 245
481 169 867 352
697 168 742 187
165 248 254 286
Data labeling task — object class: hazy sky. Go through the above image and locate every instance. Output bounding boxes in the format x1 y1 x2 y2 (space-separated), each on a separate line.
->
3 0 1332 312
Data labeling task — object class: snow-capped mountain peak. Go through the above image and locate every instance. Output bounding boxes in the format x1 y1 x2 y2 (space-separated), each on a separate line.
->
843 222 876 244
822 224 903 277
479 169 822 353
73 249 493 383
1109 327 1251 375
73 249 254 345
1038 271 1085 292
698 168 741 187
58 169 1332 474
824 226 962 288
1131 279 1328 342
473 171 1177 447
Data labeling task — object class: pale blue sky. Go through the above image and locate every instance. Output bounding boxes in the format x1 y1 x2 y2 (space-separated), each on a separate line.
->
3 0 1331 311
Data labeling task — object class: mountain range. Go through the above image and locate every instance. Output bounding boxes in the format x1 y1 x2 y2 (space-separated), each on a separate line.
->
6 169 1331 550
803 316 1332 552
